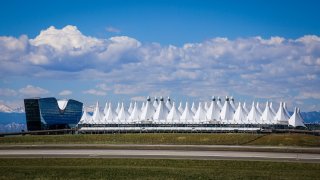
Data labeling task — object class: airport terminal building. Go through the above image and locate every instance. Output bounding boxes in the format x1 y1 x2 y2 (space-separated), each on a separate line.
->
24 97 83 131
24 96 306 133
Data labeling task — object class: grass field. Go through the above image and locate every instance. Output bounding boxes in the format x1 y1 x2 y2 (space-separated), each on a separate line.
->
1 133 320 147
0 158 319 180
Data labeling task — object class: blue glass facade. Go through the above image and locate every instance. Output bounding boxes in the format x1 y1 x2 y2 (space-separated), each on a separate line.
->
24 97 83 131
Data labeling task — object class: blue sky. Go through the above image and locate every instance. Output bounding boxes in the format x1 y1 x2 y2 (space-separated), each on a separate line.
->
0 0 320 111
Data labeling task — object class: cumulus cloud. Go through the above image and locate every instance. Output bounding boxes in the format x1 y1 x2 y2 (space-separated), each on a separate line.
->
58 90 72 96
30 25 104 56
1 25 320 110
19 85 49 97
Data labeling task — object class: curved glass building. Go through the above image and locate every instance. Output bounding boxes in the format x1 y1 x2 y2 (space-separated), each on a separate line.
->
24 97 83 131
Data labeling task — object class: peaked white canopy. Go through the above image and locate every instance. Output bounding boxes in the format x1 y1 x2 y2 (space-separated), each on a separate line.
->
141 102 145 111
180 102 194 123
191 102 197 114
233 102 247 124
140 97 155 122
103 102 116 123
274 102 289 125
269 102 277 116
230 97 236 111
206 97 220 122
92 101 103 124
116 102 129 123
193 102 206 123
246 102 261 124
167 102 181 123
256 102 263 115
103 101 109 115
79 106 91 124
243 102 249 114
220 97 234 123
260 101 275 124
153 97 169 123
178 102 184 114
115 102 121 114
79 96 304 127
153 97 159 109
128 102 134 114
204 102 209 111
217 97 223 110
129 102 141 123
165 97 172 111
288 107 306 127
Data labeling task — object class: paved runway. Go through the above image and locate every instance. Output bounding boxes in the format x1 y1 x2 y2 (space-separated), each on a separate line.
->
1 149 320 162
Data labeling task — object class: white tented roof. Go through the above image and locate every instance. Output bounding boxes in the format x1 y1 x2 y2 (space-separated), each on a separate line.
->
129 102 141 122
78 96 304 126
116 102 129 123
92 101 103 124
103 102 116 123
246 102 261 124
230 97 236 111
103 101 109 115
256 102 263 115
260 101 275 124
165 97 172 111
57 99 68 110
217 97 223 110
115 102 121 114
128 102 134 114
243 102 249 114
153 97 159 109
233 102 247 124
167 102 181 123
79 106 91 124
269 102 277 115
204 102 209 111
180 102 194 123
140 97 155 121
141 102 145 111
193 102 206 123
274 102 290 125
191 102 197 114
178 102 184 114
220 97 234 123
206 97 220 122
288 107 306 127
153 97 168 123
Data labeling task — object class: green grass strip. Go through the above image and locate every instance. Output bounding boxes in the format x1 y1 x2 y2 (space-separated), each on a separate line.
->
1 133 320 147
0 158 319 179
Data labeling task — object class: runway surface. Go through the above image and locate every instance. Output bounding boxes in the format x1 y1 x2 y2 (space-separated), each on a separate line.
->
1 149 320 162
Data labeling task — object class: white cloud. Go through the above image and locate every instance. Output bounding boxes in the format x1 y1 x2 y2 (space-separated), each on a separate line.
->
113 84 145 95
106 26 121 33
0 25 320 110
0 88 17 97
131 96 146 102
296 92 320 100
96 83 112 91
30 25 104 56
58 90 72 96
19 85 49 97
97 36 141 62
83 89 106 96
